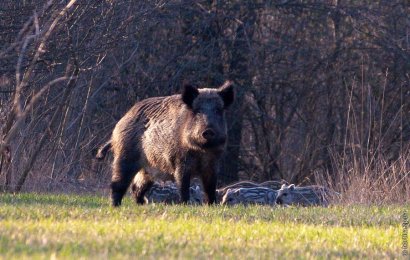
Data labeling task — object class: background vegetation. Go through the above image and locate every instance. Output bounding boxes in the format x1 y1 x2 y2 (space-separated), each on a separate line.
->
0 1 409 203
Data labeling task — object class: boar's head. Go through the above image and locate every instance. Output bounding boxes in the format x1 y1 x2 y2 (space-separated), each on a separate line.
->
181 81 234 151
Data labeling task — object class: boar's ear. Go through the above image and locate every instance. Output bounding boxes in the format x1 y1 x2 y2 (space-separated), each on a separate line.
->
182 84 199 108
218 80 234 108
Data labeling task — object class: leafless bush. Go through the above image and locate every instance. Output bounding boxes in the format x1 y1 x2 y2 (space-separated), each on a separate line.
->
315 148 410 205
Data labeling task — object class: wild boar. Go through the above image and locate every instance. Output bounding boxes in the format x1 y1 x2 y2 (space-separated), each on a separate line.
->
107 81 234 206
275 184 340 206
221 187 278 206
136 181 204 205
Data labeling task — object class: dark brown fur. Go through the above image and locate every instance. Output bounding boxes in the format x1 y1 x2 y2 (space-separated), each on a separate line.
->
107 81 234 206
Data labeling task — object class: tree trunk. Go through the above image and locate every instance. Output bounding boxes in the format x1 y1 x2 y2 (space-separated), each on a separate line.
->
220 4 256 185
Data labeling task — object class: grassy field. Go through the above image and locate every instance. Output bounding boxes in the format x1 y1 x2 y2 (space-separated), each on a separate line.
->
0 193 407 259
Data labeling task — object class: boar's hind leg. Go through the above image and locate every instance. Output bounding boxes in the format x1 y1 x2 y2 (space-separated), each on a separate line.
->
111 158 139 207
131 169 153 204
201 172 217 205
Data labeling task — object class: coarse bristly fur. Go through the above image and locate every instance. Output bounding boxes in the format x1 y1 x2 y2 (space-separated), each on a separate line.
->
221 187 278 206
107 81 234 206
215 180 283 203
136 181 204 205
276 184 340 206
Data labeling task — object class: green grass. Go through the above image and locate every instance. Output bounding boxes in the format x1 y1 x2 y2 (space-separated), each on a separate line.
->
0 193 407 259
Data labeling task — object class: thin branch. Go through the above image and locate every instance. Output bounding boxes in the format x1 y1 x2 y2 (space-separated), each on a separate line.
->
0 77 72 154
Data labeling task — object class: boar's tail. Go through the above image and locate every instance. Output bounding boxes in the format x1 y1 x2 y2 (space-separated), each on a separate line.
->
96 141 112 160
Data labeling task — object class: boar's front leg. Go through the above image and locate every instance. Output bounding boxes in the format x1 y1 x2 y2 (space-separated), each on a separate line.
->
175 166 191 203
201 170 217 205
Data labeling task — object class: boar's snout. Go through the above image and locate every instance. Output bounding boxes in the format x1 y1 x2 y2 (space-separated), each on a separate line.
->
202 126 226 146
202 128 216 140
